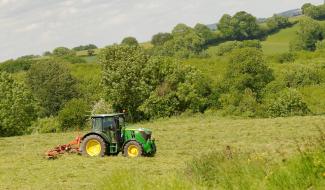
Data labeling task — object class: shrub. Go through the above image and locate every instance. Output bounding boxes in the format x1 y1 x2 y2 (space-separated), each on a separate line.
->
58 99 89 131
30 117 60 134
283 64 321 87
215 40 261 56
0 57 34 73
277 52 296 63
91 99 113 115
224 48 274 98
316 40 325 50
290 18 323 51
100 45 212 120
26 59 78 116
0 72 37 137
266 88 310 117
53 47 76 57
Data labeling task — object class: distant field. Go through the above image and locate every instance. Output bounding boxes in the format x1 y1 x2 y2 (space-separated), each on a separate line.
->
0 115 324 189
262 24 299 55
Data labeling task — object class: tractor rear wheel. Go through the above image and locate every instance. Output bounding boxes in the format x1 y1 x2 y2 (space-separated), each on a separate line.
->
81 135 106 157
123 141 143 158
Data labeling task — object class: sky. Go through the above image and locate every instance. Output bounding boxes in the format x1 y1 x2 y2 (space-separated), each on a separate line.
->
0 0 323 61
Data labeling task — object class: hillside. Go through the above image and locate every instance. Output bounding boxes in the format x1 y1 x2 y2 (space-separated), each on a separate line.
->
0 115 324 189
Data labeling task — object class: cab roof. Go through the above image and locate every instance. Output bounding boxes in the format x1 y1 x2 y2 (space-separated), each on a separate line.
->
91 113 125 118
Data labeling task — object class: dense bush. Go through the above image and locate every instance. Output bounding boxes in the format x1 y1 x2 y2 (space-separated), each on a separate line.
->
215 40 261 56
0 72 37 137
266 88 310 117
26 59 78 116
276 52 296 63
91 99 113 115
0 57 34 73
302 3 325 20
290 18 323 51
72 44 97 51
58 99 89 131
151 32 172 46
30 117 60 134
52 47 76 57
223 48 274 97
121 36 139 46
99 45 211 120
316 39 325 50
218 11 262 40
139 58 211 118
266 15 292 33
152 24 206 58
283 64 321 87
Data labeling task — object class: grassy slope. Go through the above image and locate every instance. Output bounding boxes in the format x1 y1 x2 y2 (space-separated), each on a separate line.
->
0 115 324 189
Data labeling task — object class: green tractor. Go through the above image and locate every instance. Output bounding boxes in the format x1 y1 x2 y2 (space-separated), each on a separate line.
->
80 113 156 158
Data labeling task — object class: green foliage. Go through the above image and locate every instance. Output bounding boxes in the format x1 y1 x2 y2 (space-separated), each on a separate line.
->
302 3 325 20
266 88 310 117
194 23 216 45
266 15 291 33
283 64 321 87
290 18 323 51
276 52 296 63
99 45 211 120
224 48 274 97
99 45 151 120
26 59 78 116
121 36 139 46
140 58 211 118
91 99 113 115
30 117 60 134
72 44 97 51
0 72 36 137
215 40 261 56
152 23 206 58
218 11 262 40
151 32 172 46
58 99 89 131
316 39 325 50
0 57 34 73
52 47 76 57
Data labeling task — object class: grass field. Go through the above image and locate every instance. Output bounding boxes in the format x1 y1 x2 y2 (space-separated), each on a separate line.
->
0 114 325 189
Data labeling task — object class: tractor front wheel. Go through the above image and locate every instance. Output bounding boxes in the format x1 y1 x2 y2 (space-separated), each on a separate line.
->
123 141 143 158
81 135 106 157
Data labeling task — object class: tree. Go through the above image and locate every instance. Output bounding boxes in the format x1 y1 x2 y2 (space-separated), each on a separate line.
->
26 59 77 116
302 4 325 20
72 44 97 51
99 45 211 120
52 47 76 57
302 3 313 14
153 23 206 58
99 45 151 120
121 37 139 46
58 99 89 131
194 23 215 44
0 72 36 137
151 32 172 46
266 15 291 32
290 18 323 51
218 11 261 40
224 48 274 98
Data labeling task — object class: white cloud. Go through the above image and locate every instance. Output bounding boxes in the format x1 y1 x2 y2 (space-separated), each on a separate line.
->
0 0 323 61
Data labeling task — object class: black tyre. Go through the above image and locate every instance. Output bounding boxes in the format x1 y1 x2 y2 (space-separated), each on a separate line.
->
123 141 143 158
81 135 106 157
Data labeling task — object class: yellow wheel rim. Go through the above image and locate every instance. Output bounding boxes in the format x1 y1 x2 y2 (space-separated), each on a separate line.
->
127 145 139 158
86 139 101 156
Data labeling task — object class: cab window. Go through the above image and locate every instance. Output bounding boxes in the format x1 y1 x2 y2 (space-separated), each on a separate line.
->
103 117 114 131
92 118 102 131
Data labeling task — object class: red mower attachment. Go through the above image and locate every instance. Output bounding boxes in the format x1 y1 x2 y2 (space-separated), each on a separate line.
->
45 136 82 159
